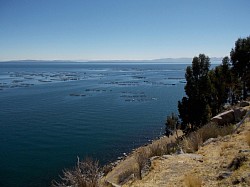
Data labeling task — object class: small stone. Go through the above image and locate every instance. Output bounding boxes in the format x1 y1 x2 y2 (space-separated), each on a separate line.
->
150 156 160 161
232 178 240 185
203 138 217 146
239 150 250 153
217 171 232 180
162 155 173 159
239 101 249 107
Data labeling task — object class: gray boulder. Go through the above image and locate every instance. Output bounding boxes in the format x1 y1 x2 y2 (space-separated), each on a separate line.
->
211 109 235 125
234 108 247 122
239 101 249 107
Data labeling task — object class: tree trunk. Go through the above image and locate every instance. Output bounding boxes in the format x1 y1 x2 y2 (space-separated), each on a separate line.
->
243 81 247 100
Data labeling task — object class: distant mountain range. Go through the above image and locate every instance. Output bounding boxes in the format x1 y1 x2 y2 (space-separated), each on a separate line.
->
1 57 223 63
152 57 223 63
85 57 223 63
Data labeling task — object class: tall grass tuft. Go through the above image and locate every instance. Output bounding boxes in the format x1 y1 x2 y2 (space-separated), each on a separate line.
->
182 132 203 153
199 123 234 142
182 123 234 153
148 142 165 157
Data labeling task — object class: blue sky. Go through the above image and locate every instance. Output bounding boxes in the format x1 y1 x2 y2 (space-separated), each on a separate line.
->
0 0 249 61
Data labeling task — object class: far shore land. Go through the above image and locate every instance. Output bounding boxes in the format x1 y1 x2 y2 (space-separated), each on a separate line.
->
0 57 223 64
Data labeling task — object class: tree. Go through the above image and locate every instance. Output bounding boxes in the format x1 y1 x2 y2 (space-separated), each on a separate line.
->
165 113 179 136
178 54 212 130
208 56 232 115
230 36 250 99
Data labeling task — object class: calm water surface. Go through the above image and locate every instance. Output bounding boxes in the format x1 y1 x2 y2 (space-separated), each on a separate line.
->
0 62 187 187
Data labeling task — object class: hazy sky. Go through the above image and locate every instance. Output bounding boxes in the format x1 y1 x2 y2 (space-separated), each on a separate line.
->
0 0 249 61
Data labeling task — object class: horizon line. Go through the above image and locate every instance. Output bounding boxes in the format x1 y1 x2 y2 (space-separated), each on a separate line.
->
0 56 224 63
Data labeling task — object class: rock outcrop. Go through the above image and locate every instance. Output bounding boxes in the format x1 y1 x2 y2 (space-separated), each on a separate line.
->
234 107 247 122
240 101 250 107
211 101 249 125
211 109 235 125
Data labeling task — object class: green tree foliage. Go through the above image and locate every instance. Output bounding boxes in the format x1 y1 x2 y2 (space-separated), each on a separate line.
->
230 36 250 99
165 113 179 136
209 56 232 115
177 37 250 132
178 54 212 130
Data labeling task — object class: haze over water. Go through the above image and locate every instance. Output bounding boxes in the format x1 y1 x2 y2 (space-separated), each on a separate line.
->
0 61 187 187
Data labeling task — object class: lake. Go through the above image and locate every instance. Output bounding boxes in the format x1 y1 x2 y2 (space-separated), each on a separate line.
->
0 61 187 187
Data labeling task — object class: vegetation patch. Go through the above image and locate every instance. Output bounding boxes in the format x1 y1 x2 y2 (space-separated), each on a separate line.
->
246 131 250 146
183 173 202 187
182 123 234 153
182 132 203 153
117 168 135 184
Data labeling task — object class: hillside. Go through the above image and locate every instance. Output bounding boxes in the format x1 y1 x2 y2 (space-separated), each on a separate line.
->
101 106 250 187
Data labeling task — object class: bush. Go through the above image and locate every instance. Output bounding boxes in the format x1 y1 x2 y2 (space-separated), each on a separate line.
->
182 132 203 153
148 143 165 157
52 157 100 187
102 164 113 176
134 148 149 180
165 113 179 136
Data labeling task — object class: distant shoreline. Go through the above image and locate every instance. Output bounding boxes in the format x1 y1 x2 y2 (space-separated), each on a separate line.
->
0 59 222 64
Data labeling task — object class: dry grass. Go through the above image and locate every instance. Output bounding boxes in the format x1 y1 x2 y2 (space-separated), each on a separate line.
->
199 123 234 142
183 173 202 187
221 142 234 151
246 131 250 146
148 142 165 157
148 140 178 157
117 168 135 184
182 123 234 153
101 180 113 187
117 138 179 183
182 132 203 153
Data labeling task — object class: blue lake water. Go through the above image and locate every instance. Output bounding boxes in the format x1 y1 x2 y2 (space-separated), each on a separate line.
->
0 62 187 187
